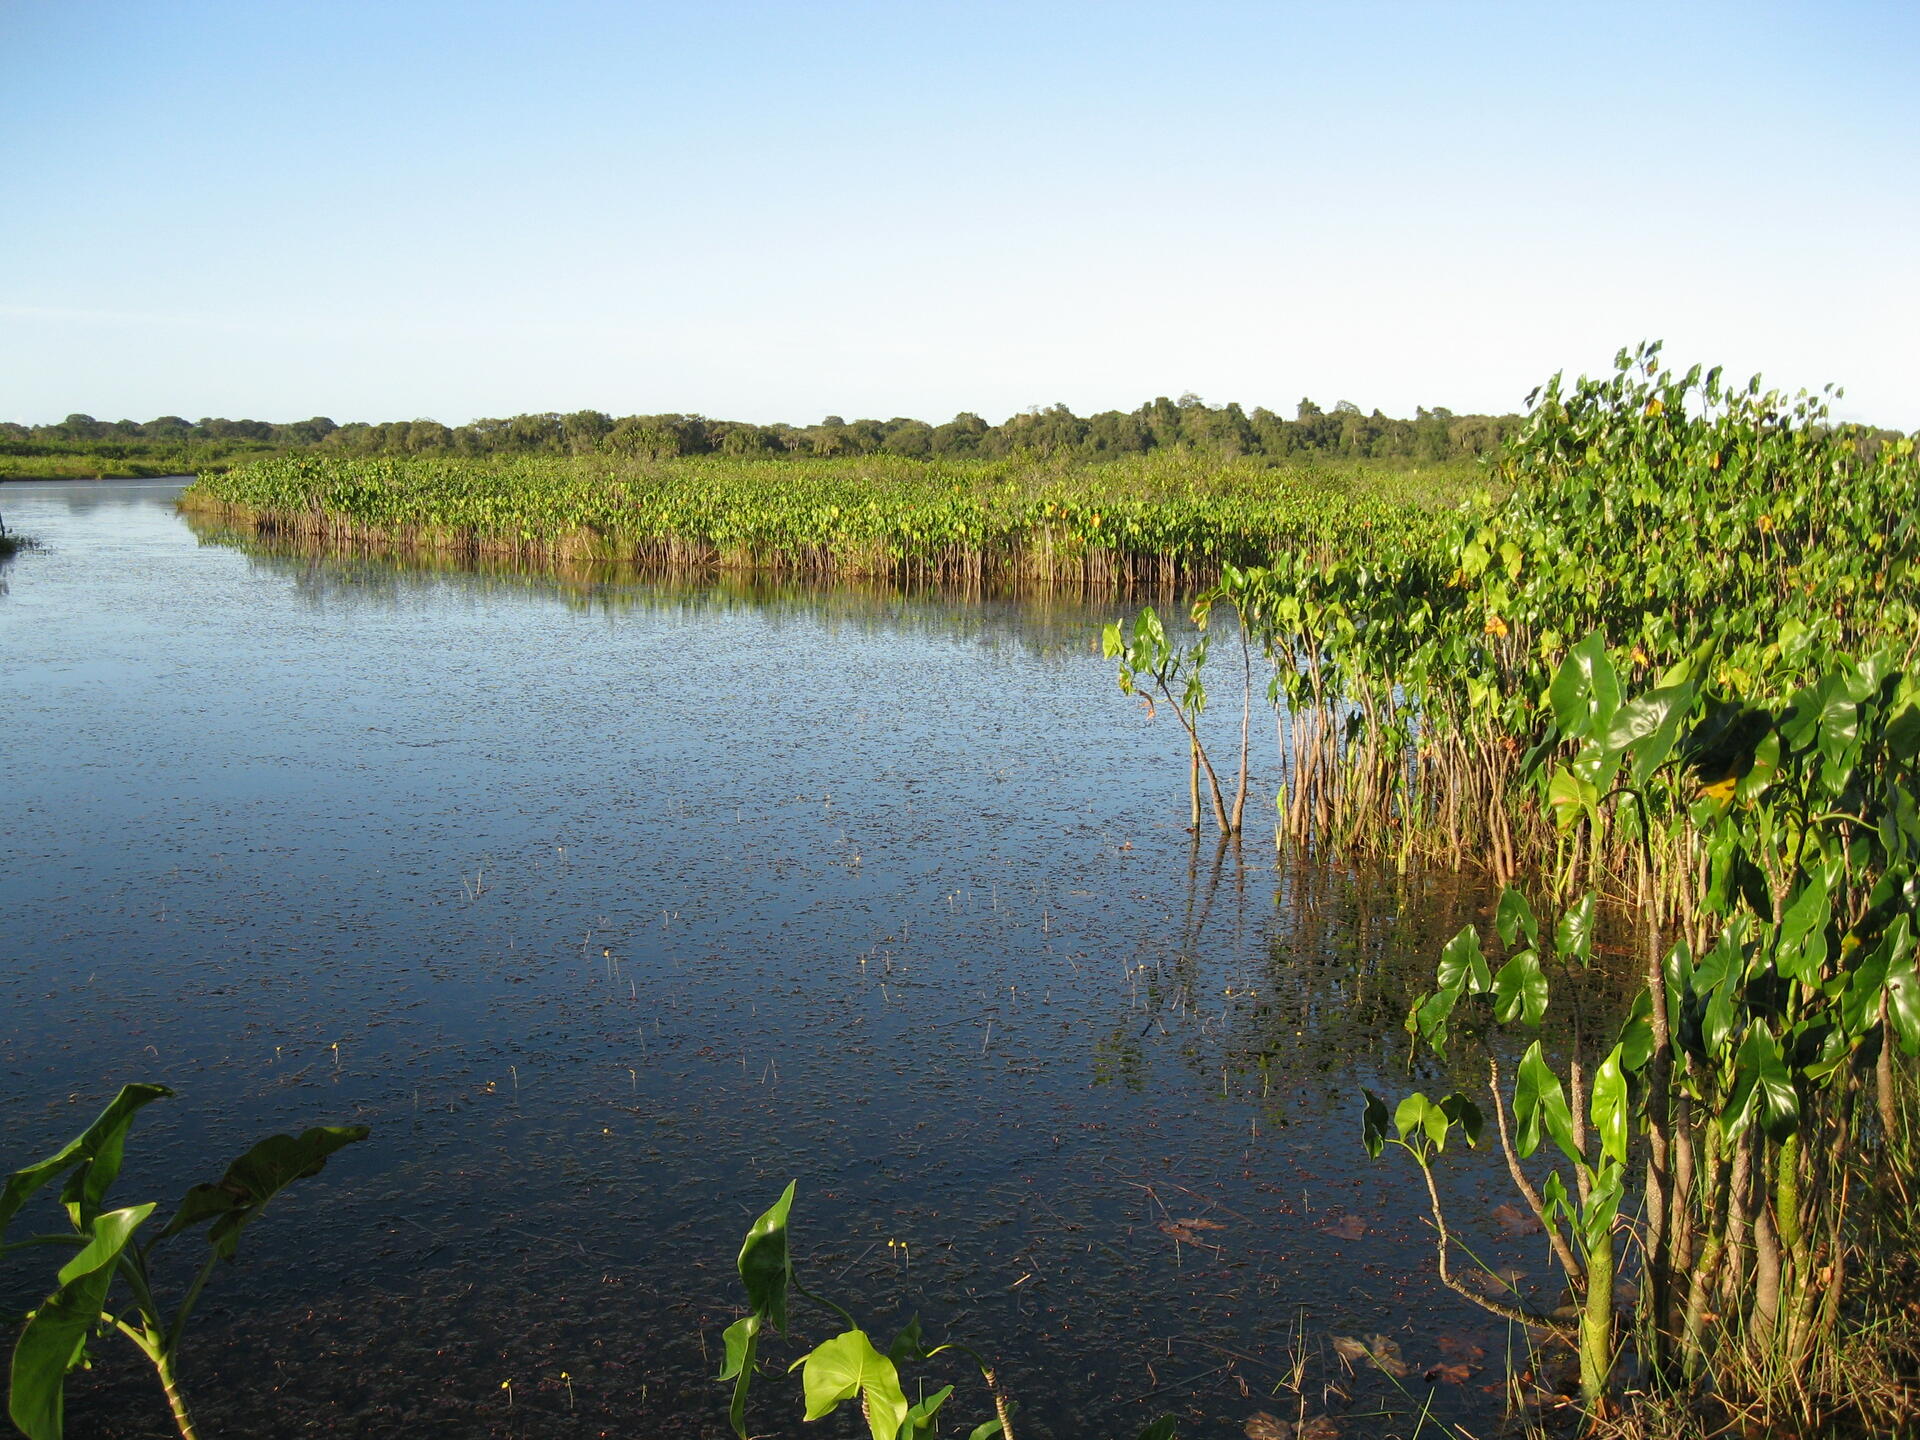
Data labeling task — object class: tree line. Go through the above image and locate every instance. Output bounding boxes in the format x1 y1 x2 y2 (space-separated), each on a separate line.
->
1 394 1526 466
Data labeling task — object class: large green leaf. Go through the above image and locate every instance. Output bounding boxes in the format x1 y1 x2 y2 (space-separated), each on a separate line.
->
1495 888 1538 949
716 1315 759 1439
1617 987 1655 1072
1886 955 1920 1056
1774 876 1831 984
1360 1089 1389 1159
0 1086 171 1237
1580 1160 1625 1258
1394 1093 1445 1151
1544 765 1598 832
1435 926 1492 997
1723 1028 1799 1142
10 1203 154 1440
1492 949 1548 1027
1548 631 1617 739
159 1125 369 1260
736 1181 795 1333
1439 1093 1484 1148
1514 1042 1578 1163
1555 892 1598 967
1590 1045 1628 1167
792 1329 910 1440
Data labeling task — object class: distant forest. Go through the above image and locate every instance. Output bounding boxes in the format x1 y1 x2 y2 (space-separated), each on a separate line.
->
1 395 1522 468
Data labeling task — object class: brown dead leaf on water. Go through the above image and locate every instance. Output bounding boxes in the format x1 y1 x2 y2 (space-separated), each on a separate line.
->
1491 1202 1542 1236
1296 1417 1340 1440
1423 1361 1475 1385
1322 1214 1366 1240
1329 1334 1406 1377
1157 1221 1225 1248
1365 1334 1409 1377
1435 1334 1487 1362
1243 1412 1293 1440
1175 1216 1227 1231
1330 1335 1370 1365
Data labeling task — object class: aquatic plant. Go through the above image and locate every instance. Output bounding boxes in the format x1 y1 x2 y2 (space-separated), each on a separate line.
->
181 450 1453 592
1108 345 1920 909
1368 647 1920 1429
716 1183 1176 1440
0 1086 367 1440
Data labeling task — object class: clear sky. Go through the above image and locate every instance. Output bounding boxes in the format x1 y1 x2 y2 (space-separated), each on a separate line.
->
4 0 1915 428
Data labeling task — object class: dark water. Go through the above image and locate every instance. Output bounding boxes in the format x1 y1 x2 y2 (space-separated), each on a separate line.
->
1 482 1555 1439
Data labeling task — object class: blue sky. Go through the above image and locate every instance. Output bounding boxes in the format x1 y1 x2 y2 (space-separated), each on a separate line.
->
4 0 1915 427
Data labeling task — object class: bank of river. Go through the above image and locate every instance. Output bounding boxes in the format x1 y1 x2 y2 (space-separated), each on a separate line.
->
0 481 1556 1439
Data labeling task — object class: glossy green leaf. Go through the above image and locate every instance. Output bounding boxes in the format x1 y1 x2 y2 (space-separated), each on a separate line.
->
887 1314 931 1365
1394 1093 1437 1149
1439 1093 1484 1148
1723 1028 1799 1142
1495 888 1538 949
737 1181 795 1332
1555 892 1598 967
717 1313 760 1439
1580 1160 1625 1257
1887 955 1920 1056
160 1125 368 1260
1617 988 1655 1072
1514 1041 1578 1163
1540 1169 1571 1230
1590 1045 1628 1167
10 1204 154 1440
1 1085 170 1237
1435 926 1493 997
1545 766 1597 832
1492 949 1548 1027
792 1329 910 1440
1361 1089 1389 1160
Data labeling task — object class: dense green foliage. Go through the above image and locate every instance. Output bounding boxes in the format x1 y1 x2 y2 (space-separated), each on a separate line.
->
1370 650 1920 1430
183 451 1464 587
3 393 1531 473
1094 344 1920 1430
1115 345 1920 893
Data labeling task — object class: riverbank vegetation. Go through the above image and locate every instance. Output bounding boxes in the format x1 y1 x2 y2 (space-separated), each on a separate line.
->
1102 344 1920 1434
182 452 1470 590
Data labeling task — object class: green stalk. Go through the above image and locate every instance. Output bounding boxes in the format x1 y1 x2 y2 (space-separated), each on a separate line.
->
1577 1215 1615 1407
153 1347 201 1440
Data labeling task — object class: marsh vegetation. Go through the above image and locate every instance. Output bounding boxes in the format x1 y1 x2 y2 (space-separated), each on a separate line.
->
4 346 1917 1438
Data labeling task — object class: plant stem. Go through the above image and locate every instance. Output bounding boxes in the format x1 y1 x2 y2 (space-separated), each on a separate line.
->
154 1346 201 1440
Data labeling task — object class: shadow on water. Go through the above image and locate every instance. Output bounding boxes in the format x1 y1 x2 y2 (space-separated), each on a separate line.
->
0 486 1608 1438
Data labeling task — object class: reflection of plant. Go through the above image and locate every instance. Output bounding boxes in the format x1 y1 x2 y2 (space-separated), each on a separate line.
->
1 1085 368 1440
716 1183 1175 1440
1367 645 1920 1427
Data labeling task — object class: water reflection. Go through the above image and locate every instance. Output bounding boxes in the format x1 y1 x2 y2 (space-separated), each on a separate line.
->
185 511 1184 656
0 484 1563 1439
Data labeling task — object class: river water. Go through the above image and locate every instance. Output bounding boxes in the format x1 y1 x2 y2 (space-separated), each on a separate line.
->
0 481 1549 1439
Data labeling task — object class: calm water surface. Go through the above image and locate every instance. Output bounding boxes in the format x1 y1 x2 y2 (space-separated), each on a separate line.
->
1 482 1542 1439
